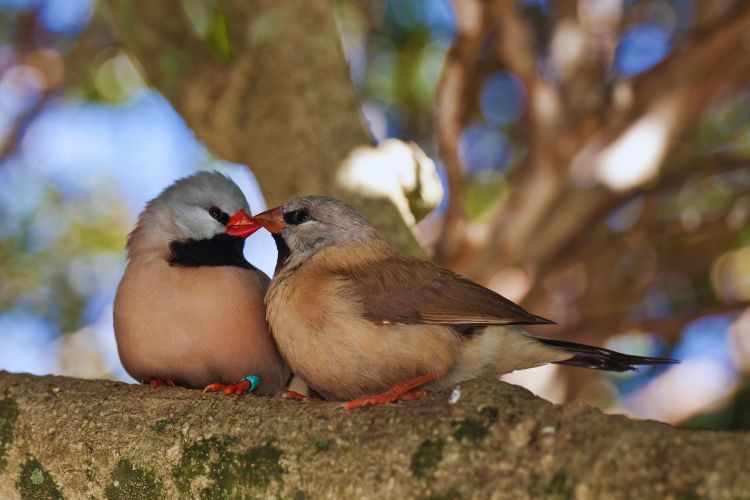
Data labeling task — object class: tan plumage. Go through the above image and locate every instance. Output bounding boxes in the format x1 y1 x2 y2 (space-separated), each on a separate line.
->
114 172 288 395
265 241 567 401
266 243 464 400
250 196 677 406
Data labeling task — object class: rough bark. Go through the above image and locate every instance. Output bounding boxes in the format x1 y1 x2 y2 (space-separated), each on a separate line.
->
1 371 749 499
106 0 428 256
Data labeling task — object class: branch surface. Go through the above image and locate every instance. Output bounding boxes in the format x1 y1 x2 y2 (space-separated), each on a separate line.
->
1 371 749 498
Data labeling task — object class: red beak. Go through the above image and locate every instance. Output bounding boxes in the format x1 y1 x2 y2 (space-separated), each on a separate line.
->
254 206 286 233
226 209 262 238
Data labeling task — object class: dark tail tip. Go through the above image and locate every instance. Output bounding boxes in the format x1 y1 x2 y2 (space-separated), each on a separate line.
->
535 337 679 372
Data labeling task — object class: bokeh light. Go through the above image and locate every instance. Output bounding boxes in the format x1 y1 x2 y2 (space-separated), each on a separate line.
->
615 22 672 76
480 72 527 126
459 122 512 174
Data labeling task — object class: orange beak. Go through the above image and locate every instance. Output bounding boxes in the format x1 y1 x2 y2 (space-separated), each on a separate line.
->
226 209 262 238
254 206 286 233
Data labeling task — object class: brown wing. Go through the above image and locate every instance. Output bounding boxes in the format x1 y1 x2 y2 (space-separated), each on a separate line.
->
338 256 554 327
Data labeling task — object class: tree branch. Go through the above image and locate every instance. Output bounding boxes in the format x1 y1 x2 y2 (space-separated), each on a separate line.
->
631 1 750 112
531 154 750 279
1 372 750 498
433 0 491 262
108 0 428 256
0 15 116 163
493 0 538 87
464 0 750 278
107 0 222 113
599 301 749 343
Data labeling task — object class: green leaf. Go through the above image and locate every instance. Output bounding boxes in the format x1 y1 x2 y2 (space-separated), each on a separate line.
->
206 8 232 61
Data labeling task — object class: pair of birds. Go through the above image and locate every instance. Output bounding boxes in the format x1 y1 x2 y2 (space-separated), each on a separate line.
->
114 172 676 408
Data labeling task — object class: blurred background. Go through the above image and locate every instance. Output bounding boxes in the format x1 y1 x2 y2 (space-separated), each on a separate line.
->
1 0 749 430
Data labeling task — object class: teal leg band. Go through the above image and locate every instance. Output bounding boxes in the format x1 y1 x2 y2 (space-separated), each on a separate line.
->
242 374 261 392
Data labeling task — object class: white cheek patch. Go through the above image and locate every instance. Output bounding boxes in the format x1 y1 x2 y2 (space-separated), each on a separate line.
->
173 205 225 241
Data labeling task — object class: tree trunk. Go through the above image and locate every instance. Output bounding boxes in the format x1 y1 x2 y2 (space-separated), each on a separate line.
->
107 0 431 256
1 371 748 499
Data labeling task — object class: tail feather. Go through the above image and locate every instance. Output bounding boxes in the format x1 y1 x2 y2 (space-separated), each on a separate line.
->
535 337 679 372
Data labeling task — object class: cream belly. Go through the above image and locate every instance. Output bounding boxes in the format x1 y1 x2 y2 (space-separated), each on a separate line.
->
430 325 573 390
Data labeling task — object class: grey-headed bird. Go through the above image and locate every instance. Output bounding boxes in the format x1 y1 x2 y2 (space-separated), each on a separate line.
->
227 195 677 409
114 172 288 395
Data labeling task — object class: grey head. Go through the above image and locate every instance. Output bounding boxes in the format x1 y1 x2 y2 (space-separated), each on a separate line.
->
267 195 388 273
127 171 252 259
148 171 250 241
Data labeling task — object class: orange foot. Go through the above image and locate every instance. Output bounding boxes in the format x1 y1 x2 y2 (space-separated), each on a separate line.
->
281 390 309 400
341 372 441 410
281 390 323 401
143 377 175 389
203 374 260 395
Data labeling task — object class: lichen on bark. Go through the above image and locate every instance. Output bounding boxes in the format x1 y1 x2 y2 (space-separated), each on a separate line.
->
172 436 283 498
106 458 164 500
16 457 63 500
0 398 19 474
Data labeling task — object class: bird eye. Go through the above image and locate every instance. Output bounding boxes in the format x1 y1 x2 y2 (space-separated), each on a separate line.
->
207 206 229 225
283 208 310 225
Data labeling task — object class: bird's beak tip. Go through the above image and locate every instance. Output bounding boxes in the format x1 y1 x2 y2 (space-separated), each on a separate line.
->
226 209 261 238
254 206 286 233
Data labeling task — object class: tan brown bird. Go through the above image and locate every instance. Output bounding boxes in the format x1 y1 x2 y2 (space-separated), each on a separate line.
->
114 171 288 395
228 195 677 409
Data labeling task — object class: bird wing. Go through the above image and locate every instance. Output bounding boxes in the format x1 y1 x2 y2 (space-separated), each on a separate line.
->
339 256 554 327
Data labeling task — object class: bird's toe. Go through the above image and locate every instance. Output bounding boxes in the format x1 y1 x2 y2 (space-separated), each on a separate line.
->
144 377 175 389
203 374 260 396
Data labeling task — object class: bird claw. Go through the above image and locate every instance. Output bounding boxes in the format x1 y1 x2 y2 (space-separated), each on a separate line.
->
143 378 175 389
281 390 323 401
203 380 251 395
281 390 309 400
203 374 260 395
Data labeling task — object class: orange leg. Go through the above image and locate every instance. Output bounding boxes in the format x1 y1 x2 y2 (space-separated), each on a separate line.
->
143 377 175 389
203 374 260 395
340 372 442 410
